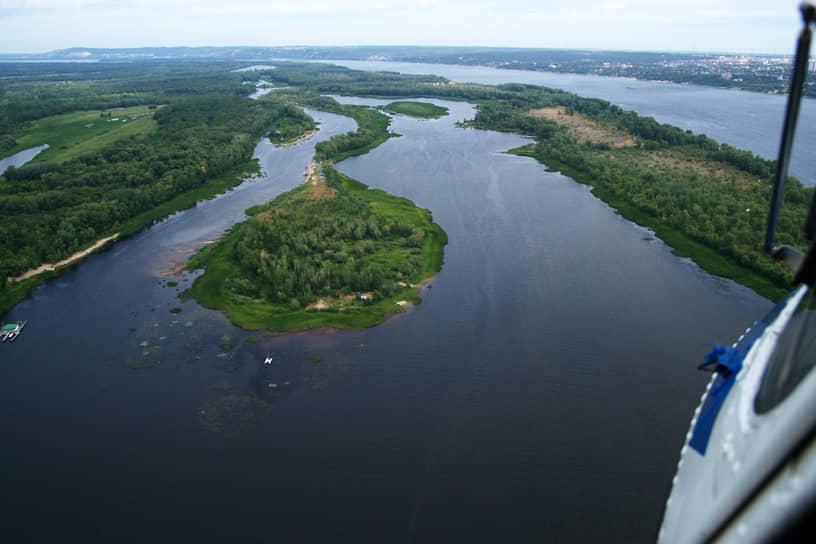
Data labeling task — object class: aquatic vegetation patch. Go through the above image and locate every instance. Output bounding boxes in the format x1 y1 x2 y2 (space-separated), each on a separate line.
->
198 394 270 435
210 381 233 392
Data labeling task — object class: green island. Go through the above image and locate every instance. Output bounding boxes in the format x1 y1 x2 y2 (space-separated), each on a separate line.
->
2 60 813 319
183 98 447 331
381 101 449 118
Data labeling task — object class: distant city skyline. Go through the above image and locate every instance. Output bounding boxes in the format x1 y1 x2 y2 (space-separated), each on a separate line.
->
0 1 807 56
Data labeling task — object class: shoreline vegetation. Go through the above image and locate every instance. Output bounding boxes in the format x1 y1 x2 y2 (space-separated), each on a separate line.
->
0 159 266 315
2 60 811 318
274 128 318 147
12 233 120 282
183 99 447 332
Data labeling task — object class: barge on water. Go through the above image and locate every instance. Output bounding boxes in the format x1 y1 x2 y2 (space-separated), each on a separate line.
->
0 320 27 343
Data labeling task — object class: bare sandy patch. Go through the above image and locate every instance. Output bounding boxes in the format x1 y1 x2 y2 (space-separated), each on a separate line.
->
275 128 318 148
528 106 636 148
11 233 119 282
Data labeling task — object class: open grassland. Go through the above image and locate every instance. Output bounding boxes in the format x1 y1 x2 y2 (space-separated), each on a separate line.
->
6 105 161 163
382 101 449 118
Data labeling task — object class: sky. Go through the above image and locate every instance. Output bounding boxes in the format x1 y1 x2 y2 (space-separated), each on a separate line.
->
0 0 808 55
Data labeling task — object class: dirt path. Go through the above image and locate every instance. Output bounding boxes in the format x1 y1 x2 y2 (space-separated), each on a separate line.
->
11 233 119 282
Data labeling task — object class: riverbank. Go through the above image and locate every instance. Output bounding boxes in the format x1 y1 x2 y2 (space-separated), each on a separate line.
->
13 234 120 282
513 148 789 302
0 158 266 317
275 128 318 147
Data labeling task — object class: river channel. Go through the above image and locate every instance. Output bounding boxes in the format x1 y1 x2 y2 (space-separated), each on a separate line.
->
0 94 771 541
311 59 816 187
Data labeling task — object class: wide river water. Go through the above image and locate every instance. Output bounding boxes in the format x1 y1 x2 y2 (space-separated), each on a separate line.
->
0 86 775 540
311 59 816 187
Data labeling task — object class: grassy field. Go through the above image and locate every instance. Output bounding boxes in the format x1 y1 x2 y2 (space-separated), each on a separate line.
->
382 101 449 118
4 105 161 163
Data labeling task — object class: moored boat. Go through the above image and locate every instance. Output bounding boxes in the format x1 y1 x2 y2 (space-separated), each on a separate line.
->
1 320 27 343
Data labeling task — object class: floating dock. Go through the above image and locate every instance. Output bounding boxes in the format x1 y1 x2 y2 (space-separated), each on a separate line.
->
0 320 27 343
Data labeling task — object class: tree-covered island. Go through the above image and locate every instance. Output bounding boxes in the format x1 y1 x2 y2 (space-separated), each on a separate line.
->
184 161 446 331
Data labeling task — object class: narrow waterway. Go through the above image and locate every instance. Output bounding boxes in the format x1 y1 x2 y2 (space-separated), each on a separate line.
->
0 143 48 174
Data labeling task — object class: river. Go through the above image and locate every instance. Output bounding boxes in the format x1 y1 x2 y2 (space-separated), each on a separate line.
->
0 144 48 175
305 59 816 187
0 94 772 540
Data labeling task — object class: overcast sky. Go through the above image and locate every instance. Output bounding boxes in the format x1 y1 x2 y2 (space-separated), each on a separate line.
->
0 0 808 55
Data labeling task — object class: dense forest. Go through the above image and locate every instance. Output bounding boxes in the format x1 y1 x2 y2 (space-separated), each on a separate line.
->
186 165 446 330
0 62 314 288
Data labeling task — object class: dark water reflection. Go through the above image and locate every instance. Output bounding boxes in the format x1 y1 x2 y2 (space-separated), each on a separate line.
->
0 100 771 542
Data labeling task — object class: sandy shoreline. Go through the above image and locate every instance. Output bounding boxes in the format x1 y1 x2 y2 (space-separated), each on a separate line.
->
10 233 120 283
275 128 318 148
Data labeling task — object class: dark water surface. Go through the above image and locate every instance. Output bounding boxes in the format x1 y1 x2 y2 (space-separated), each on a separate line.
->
0 99 771 542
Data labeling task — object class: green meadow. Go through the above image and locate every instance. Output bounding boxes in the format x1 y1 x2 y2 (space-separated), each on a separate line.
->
5 105 161 164
382 101 449 118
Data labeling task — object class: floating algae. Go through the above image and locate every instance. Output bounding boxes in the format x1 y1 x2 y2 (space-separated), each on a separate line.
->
198 394 270 435
210 381 233 392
